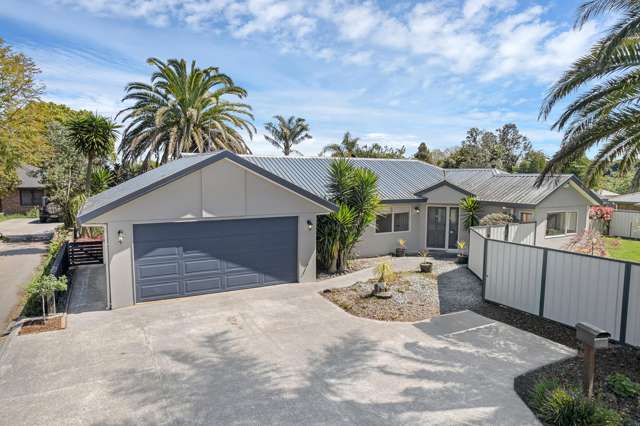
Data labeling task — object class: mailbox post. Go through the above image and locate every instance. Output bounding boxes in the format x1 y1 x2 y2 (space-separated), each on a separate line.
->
576 322 610 398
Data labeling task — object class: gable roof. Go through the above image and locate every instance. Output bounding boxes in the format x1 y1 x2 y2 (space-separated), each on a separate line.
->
78 150 601 224
414 180 474 198
16 165 44 189
77 151 338 224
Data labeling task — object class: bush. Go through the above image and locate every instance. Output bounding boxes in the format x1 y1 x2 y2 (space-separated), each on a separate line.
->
531 379 624 426
479 212 513 226
374 262 396 283
607 373 640 398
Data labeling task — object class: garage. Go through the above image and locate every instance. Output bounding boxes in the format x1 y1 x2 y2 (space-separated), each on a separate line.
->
133 217 298 302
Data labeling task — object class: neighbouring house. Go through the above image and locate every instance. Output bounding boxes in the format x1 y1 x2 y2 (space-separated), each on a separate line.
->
0 165 45 215
77 150 601 308
596 189 619 203
609 192 640 212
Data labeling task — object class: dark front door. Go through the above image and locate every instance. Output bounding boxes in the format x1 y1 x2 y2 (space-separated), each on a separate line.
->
427 207 447 248
448 207 459 249
133 217 298 302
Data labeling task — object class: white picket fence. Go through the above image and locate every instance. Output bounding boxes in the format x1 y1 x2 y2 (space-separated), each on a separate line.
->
469 226 640 346
610 210 640 239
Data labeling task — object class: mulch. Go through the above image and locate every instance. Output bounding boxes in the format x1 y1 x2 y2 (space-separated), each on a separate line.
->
515 344 640 424
18 315 66 335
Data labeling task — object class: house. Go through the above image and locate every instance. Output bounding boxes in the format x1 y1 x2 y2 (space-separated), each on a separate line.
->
0 165 45 215
608 192 640 212
77 150 601 309
596 189 619 203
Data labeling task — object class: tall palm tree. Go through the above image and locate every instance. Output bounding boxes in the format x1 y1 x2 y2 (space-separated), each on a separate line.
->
319 132 360 157
538 0 640 189
118 58 255 168
263 115 311 156
66 112 119 193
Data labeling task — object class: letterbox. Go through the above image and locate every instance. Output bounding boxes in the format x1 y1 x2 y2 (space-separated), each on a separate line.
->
576 322 611 349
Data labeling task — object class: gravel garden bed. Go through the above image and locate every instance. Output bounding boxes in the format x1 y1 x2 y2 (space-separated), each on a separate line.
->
515 344 640 424
317 255 393 281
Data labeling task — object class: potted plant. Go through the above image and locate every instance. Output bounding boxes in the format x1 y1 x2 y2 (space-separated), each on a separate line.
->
418 249 432 273
456 240 468 264
372 262 394 299
395 239 407 257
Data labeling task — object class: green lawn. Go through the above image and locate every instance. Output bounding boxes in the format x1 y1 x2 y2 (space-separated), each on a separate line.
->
605 237 640 263
0 212 37 222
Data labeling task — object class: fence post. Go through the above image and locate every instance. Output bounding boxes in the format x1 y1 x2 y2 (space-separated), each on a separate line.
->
504 224 509 242
482 237 488 299
533 221 537 246
538 249 548 317
619 263 632 344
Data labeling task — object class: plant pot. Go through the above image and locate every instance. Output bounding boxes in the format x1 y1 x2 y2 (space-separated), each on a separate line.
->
456 255 469 264
420 262 433 273
395 247 406 257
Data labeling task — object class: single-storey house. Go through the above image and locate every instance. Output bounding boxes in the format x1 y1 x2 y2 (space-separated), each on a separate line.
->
609 192 640 211
0 165 45 214
78 150 601 309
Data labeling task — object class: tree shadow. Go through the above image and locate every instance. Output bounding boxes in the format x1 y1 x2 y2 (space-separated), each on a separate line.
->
0 244 47 257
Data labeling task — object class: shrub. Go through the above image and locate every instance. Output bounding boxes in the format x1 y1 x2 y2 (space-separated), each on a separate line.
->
479 212 513 225
607 373 640 398
531 379 624 426
375 262 396 284
459 196 480 230
566 229 610 257
27 274 68 321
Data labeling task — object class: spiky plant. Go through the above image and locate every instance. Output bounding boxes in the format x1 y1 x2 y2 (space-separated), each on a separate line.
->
538 0 640 189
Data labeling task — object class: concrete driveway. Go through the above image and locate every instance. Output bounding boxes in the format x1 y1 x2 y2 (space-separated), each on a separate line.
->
0 218 60 242
0 262 573 425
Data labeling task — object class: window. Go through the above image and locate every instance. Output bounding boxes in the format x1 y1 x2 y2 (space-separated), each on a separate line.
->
376 213 392 233
393 212 409 232
19 189 43 206
546 211 578 237
520 211 533 223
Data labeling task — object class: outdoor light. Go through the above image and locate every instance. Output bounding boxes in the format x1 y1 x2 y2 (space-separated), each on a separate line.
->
307 220 313 230
117 230 125 244
414 206 421 214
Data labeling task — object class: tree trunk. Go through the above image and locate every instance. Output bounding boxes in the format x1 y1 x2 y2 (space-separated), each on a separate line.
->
85 152 94 194
328 255 337 274
41 295 46 324
52 292 57 315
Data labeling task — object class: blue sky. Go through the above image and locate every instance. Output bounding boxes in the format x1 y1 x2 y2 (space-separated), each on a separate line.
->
1 0 603 156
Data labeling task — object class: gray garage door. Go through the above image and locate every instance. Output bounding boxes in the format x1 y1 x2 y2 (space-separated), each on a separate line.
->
133 217 298 302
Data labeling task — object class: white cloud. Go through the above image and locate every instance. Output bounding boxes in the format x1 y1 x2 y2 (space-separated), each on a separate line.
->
343 50 372 66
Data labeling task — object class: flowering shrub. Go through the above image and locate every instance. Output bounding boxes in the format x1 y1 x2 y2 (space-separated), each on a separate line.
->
566 229 615 257
589 206 613 222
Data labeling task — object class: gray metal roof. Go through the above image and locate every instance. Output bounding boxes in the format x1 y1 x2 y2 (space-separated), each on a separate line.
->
16 165 44 189
609 192 640 204
78 150 601 223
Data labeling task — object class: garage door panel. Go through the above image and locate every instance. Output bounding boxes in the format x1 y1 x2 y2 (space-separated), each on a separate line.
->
133 217 297 302
184 276 223 294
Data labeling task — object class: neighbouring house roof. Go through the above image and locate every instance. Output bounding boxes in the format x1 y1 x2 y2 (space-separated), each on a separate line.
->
78 150 602 224
16 165 44 189
609 192 640 205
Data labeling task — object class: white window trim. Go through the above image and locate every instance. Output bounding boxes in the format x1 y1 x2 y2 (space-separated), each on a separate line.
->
375 206 411 234
426 204 459 250
544 210 579 238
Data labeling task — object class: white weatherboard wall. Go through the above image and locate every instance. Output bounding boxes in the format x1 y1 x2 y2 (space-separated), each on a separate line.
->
484 240 543 315
626 265 640 346
610 210 640 239
87 158 330 308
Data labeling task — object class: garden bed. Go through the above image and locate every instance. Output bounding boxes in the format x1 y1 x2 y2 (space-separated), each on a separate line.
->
515 344 640 424
18 315 66 335
317 255 393 281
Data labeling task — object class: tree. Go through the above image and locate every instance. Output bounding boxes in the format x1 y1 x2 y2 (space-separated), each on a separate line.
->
355 143 406 159
517 150 547 173
459 196 480 230
0 38 44 196
37 123 86 227
118 58 255 168
66 112 119 193
413 142 435 164
27 274 67 323
320 132 360 157
263 115 311 156
538 1 640 190
316 159 380 272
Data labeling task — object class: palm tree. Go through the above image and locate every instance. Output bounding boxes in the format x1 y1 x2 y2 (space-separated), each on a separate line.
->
537 0 640 189
66 112 119 193
263 115 311 156
319 132 360 157
118 58 255 168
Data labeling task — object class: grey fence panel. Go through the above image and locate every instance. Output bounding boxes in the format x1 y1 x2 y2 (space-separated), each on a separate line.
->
469 229 485 278
507 223 536 245
491 226 506 241
484 240 544 315
626 265 640 347
543 251 626 341
610 210 640 239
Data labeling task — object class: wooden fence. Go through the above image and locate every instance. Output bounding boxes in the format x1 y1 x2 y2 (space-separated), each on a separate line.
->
470 227 640 346
69 240 104 266
610 210 640 239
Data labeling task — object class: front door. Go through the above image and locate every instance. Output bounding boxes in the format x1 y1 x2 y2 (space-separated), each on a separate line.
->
448 207 459 249
427 207 447 248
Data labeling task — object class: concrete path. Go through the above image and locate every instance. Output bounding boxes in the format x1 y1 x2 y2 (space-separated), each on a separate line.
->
0 260 574 425
0 241 47 331
0 218 60 242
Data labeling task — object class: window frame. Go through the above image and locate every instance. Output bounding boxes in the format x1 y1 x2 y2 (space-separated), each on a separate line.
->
374 206 411 234
375 211 393 234
19 189 43 207
519 211 534 223
545 210 579 238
